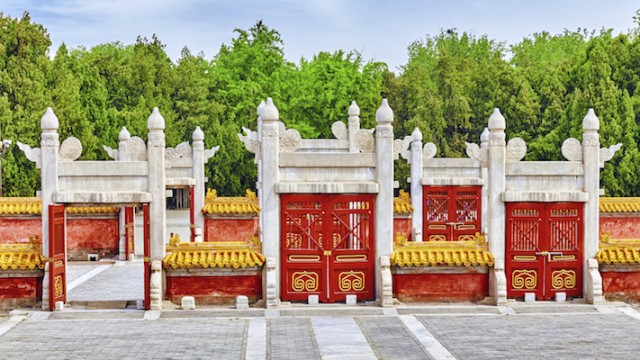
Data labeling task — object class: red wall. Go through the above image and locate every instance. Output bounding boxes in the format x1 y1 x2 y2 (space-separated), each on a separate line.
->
165 274 262 305
67 218 119 260
600 215 640 239
0 276 43 309
602 271 640 301
393 273 489 302
0 218 41 244
393 217 412 241
204 218 258 242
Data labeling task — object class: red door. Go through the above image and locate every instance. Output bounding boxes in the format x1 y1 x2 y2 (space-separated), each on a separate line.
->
189 186 195 242
506 202 583 300
143 204 150 310
424 186 481 241
48 204 66 310
281 194 375 303
124 207 134 258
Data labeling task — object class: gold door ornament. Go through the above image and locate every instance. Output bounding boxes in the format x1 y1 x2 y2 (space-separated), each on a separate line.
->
54 275 64 297
551 269 576 289
338 271 365 292
512 269 537 290
291 271 319 292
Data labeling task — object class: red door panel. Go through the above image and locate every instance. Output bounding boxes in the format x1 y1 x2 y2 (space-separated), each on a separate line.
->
506 203 545 299
545 203 583 299
189 186 195 242
49 204 66 310
143 204 150 310
124 207 134 258
424 186 482 241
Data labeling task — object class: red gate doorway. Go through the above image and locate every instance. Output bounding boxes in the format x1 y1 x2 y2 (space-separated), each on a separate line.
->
124 207 134 258
506 202 583 300
424 186 481 241
281 194 375 303
143 204 151 310
49 204 66 310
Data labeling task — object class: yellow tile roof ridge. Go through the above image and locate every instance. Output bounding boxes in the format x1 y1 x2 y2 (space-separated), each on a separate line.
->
202 189 260 215
597 232 640 265
394 189 414 215
0 240 46 270
0 197 119 215
163 239 265 270
599 197 640 213
391 233 493 267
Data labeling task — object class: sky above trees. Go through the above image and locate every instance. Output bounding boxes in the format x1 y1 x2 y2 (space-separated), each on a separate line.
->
2 0 638 70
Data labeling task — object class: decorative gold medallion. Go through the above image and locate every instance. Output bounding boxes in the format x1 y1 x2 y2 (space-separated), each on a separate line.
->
512 269 537 289
54 275 64 297
338 271 365 292
551 269 576 289
291 271 319 292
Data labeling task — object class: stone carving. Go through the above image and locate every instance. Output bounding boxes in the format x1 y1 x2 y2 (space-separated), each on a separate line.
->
394 135 412 160
354 129 375 152
128 136 147 161
423 142 437 159
204 146 220 162
147 132 165 148
238 127 261 154
280 128 302 153
561 138 582 162
166 142 192 161
600 143 622 167
331 121 348 140
266 257 277 308
17 142 41 168
150 260 162 310
261 127 278 138
376 127 394 139
506 137 527 162
59 137 82 161
103 145 118 160
380 256 394 307
465 142 488 163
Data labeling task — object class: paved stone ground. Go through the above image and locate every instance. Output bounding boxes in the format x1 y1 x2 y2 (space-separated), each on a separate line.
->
67 261 143 302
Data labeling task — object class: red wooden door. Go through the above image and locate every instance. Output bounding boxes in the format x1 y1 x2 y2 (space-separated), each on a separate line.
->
424 186 481 241
48 204 66 310
189 186 195 242
506 202 583 300
281 194 375 303
143 204 150 310
124 207 134 258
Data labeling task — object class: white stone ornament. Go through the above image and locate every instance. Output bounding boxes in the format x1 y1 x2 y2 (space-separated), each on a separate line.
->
280 128 302 153
59 137 82 161
600 143 622 167
355 129 375 152
17 142 41 168
561 138 582 162
465 142 488 163
422 142 437 159
331 121 348 140
238 127 261 155
128 136 147 161
506 137 527 162
204 146 219 162
394 135 412 160
166 142 192 161
102 145 118 160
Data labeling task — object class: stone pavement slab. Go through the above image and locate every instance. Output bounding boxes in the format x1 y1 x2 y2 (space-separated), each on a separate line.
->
68 261 143 302
268 317 320 360
356 316 431 360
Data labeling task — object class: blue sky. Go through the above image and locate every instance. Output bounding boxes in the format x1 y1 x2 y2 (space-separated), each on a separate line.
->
2 0 638 70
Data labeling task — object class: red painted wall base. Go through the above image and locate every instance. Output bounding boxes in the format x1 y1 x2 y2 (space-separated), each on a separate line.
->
393 272 489 302
602 271 640 302
165 273 262 305
0 275 43 310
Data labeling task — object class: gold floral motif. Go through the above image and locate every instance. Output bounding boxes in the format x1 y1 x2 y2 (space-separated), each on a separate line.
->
292 271 319 292
54 275 64 297
338 271 365 292
551 269 576 289
512 269 537 289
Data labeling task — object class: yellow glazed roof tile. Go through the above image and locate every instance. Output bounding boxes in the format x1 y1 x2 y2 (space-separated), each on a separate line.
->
0 197 119 215
597 232 640 265
599 197 640 213
394 190 414 215
163 236 265 269
391 233 494 267
0 237 46 270
202 189 260 215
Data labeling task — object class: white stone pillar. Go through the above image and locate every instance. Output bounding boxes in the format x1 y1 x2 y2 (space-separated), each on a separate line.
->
480 127 489 233
192 126 206 237
146 107 166 310
40 107 60 311
582 109 603 304
487 109 507 305
256 101 265 243
410 127 423 242
260 98 280 308
375 99 394 307
117 127 130 260
348 101 360 153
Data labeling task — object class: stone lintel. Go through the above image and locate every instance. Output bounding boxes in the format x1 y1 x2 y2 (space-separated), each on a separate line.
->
165 177 197 187
165 267 262 277
279 153 375 168
424 158 481 168
0 269 44 278
58 161 148 176
506 162 583 176
275 182 379 194
421 178 484 186
54 191 152 204
502 191 588 203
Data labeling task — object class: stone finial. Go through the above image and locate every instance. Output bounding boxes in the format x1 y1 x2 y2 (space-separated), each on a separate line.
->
375 99 393 125
147 107 165 130
41 107 59 131
348 101 360 116
261 98 279 122
582 108 599 131
257 100 266 118
193 126 204 141
411 127 423 142
488 108 505 131
119 127 130 141
480 127 489 142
